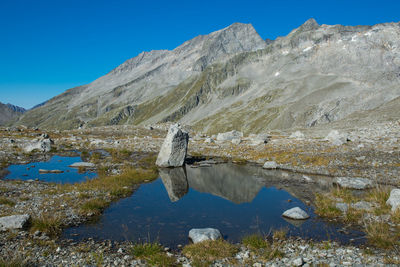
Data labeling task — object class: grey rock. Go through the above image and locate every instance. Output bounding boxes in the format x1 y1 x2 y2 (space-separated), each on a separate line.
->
0 214 30 231
204 137 214 143
216 130 243 141
336 203 349 213
263 161 278 169
38 169 63 173
386 188 400 212
351 201 373 211
292 257 304 267
334 177 373 189
188 228 222 243
231 138 241 145
0 102 25 126
69 162 96 168
282 207 310 220
159 167 188 202
156 124 189 167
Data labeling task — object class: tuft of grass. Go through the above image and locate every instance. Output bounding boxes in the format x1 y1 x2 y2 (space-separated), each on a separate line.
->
130 243 176 267
31 214 62 237
314 193 341 218
366 186 391 215
272 228 287 240
183 239 238 265
80 198 109 215
365 221 400 249
0 257 27 267
0 197 16 207
242 234 268 249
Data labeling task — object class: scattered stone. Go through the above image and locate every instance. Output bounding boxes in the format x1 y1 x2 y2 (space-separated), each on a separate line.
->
188 228 222 243
386 188 400 212
282 207 310 220
292 257 304 266
263 161 278 169
156 124 189 167
351 201 373 211
334 177 373 189
216 130 243 141
69 162 96 168
0 214 30 231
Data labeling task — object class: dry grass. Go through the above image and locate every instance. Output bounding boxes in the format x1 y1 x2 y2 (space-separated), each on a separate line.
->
183 240 238 266
365 221 400 249
272 228 287 240
130 243 176 267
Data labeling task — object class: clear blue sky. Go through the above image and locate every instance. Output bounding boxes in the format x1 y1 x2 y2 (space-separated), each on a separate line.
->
1 0 399 109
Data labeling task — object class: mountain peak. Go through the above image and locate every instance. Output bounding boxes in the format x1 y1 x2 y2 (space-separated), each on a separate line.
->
300 18 319 30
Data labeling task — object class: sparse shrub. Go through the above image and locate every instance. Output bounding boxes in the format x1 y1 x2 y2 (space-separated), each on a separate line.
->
31 214 62 237
242 234 268 249
183 239 238 265
0 197 15 207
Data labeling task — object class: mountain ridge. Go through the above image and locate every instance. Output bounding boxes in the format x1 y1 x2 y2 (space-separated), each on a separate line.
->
16 19 400 133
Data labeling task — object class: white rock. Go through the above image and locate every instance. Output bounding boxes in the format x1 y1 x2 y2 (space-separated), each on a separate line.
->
204 138 214 143
334 177 373 190
325 130 348 146
282 207 310 220
188 228 222 243
248 133 270 145
292 257 304 266
216 130 243 141
156 124 189 167
386 189 400 212
0 214 30 231
336 203 349 213
231 138 241 145
289 131 304 139
263 161 278 169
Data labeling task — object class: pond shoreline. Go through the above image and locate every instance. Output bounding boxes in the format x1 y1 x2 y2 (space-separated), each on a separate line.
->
0 124 399 265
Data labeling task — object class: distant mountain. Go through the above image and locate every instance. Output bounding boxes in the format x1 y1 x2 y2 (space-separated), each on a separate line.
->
18 19 400 133
0 102 26 126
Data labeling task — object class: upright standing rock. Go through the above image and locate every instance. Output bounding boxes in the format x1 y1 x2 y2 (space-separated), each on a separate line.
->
156 124 189 167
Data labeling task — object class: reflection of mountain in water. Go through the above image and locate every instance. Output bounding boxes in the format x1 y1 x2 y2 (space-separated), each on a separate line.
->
186 164 264 204
159 167 188 202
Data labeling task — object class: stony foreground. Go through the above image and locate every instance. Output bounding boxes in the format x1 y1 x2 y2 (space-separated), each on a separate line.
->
0 121 399 266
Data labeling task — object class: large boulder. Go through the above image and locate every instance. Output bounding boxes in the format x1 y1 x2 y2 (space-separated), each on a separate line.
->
156 124 189 167
386 189 400 212
0 214 30 231
334 177 373 190
248 133 270 145
188 228 222 243
325 130 348 146
216 130 243 141
282 207 310 220
263 161 278 169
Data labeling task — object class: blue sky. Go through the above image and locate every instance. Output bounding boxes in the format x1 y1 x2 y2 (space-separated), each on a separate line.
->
1 0 399 109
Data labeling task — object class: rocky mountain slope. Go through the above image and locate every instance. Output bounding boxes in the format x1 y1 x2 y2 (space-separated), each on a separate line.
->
0 102 26 126
17 19 400 133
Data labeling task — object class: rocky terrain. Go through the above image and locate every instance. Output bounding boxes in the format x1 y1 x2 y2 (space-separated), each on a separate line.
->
15 19 400 134
0 121 399 266
0 102 26 126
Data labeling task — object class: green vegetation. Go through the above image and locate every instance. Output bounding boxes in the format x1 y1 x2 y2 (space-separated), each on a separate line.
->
241 234 284 262
365 221 400 249
314 193 341 218
183 240 238 266
242 234 268 249
80 198 110 215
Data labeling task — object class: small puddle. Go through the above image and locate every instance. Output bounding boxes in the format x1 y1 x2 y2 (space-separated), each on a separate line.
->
63 163 365 247
4 155 97 184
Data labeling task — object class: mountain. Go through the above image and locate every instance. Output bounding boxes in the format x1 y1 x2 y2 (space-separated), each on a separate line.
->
17 19 400 133
0 102 26 126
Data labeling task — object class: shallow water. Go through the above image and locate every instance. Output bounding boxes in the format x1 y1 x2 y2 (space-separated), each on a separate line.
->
4 155 97 184
63 163 365 247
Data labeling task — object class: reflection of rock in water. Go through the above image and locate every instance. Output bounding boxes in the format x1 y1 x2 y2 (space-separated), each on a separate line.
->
186 164 264 204
283 217 306 228
159 167 188 202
